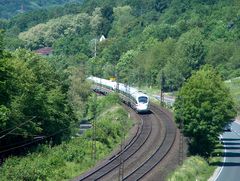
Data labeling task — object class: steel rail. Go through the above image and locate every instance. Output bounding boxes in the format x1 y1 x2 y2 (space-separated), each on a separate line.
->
74 104 177 181
123 103 176 180
74 113 152 181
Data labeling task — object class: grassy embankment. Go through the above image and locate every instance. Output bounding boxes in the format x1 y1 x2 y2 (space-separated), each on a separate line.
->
167 144 222 181
0 94 132 181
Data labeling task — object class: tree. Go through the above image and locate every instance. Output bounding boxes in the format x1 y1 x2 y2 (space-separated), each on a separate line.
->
0 30 3 58
174 65 236 156
90 7 103 36
116 49 138 83
0 48 75 149
68 66 91 120
175 29 206 79
155 0 170 12
99 6 113 36
109 6 135 37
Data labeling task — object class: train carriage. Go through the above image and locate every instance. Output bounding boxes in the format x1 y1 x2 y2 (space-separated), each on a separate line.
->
87 76 149 113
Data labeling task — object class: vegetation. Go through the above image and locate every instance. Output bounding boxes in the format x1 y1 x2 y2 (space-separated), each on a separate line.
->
1 0 240 180
168 142 223 181
0 94 132 180
0 28 93 160
1 0 237 90
225 77 240 116
168 156 216 181
0 33 77 153
0 0 83 19
174 65 236 156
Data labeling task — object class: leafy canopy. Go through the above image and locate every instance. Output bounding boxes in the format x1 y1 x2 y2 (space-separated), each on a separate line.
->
174 65 236 156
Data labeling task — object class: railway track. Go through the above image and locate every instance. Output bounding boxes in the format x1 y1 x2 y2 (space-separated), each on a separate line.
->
72 103 177 181
123 104 176 181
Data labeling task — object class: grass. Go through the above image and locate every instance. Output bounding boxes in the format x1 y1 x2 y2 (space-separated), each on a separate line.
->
167 143 222 181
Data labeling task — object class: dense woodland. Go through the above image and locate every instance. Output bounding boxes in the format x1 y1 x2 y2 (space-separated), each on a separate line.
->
0 0 239 171
1 0 240 89
0 0 84 19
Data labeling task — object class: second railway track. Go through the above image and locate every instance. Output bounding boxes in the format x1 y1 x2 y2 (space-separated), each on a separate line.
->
73 103 177 181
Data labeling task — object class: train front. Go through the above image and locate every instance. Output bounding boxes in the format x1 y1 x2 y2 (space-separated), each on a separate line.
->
136 94 149 113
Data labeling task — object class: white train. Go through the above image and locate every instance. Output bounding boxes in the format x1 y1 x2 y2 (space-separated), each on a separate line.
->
87 76 150 113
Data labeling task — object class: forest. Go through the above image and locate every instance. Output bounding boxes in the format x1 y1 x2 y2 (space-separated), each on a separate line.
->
0 0 239 149
0 0 84 19
1 0 239 89
0 0 239 179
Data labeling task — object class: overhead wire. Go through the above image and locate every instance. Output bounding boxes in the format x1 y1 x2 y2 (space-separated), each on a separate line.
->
0 116 37 134
0 128 68 154
1 136 44 149
0 119 78 154
0 116 37 140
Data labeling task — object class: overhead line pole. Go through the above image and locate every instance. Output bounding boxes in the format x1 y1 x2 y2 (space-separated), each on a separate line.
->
94 38 97 57
91 94 97 162
179 120 184 165
160 70 165 106
118 118 125 181
179 96 184 165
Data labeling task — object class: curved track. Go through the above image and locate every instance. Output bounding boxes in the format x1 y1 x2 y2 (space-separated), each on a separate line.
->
123 104 176 181
72 103 177 181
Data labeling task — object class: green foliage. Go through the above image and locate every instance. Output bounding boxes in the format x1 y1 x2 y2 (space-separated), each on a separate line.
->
3 0 240 91
87 93 121 120
0 29 3 58
0 0 84 19
0 95 131 181
225 78 240 116
68 66 91 120
95 93 120 114
205 40 240 79
174 65 236 156
53 35 91 56
175 29 206 77
0 48 75 150
168 156 215 181
99 6 114 36
116 49 139 83
168 142 223 181
109 6 135 37
18 13 92 49
154 0 170 13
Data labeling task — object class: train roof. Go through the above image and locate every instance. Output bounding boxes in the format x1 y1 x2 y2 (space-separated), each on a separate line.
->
87 76 149 100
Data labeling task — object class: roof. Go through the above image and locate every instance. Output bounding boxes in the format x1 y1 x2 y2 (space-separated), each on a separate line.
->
35 47 53 55
99 35 106 42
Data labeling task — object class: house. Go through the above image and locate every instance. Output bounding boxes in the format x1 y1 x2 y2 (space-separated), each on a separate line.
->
99 35 106 42
35 47 53 56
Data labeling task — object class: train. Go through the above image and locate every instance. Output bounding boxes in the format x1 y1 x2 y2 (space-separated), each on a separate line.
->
87 76 150 113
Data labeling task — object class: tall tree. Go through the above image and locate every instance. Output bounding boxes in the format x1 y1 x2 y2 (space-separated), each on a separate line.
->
174 65 236 156
68 66 91 120
175 29 206 79
0 30 3 58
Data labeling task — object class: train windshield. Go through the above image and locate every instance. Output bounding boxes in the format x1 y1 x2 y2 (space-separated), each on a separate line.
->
138 96 148 103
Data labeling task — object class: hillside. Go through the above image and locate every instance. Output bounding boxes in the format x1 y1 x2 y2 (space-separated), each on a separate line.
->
0 0 83 19
7 0 238 89
0 0 239 179
1 0 240 94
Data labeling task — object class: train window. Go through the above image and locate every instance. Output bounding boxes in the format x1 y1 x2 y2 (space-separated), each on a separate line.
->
138 96 148 103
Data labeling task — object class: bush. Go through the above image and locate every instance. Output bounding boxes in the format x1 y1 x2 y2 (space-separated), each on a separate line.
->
0 94 132 181
168 156 214 181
